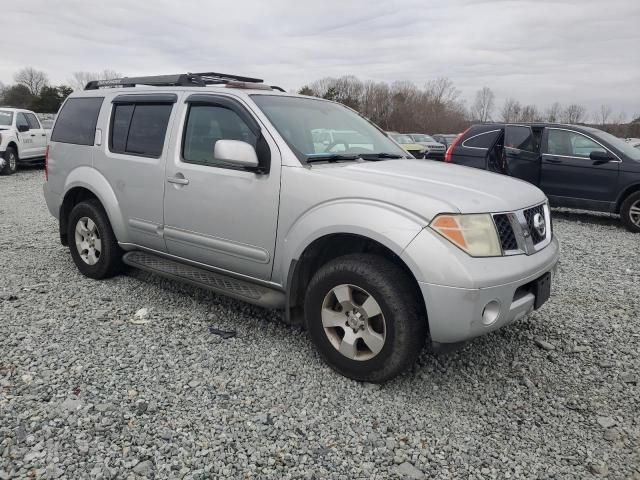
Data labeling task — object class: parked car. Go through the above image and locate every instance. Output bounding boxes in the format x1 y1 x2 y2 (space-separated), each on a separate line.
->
406 133 446 160
386 132 426 158
446 123 640 232
625 138 640 150
0 107 50 175
433 133 460 149
43 72 559 382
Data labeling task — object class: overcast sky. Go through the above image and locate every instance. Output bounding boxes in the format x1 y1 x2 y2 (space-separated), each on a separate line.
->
2 0 639 119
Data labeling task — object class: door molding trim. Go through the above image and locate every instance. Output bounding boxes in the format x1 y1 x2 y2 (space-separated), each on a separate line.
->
164 226 270 264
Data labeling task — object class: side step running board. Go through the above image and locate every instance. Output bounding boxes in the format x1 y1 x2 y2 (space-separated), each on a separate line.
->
123 251 285 309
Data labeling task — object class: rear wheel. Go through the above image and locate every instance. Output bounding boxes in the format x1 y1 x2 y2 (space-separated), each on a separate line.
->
67 200 123 279
304 253 426 383
0 147 18 175
620 191 640 233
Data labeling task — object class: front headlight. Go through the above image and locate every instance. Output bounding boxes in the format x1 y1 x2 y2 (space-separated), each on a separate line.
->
430 214 501 257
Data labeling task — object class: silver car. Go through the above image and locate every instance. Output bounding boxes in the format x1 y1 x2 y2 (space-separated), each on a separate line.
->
43 72 559 382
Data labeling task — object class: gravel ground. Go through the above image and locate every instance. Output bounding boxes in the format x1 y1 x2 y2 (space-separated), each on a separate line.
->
1 168 639 479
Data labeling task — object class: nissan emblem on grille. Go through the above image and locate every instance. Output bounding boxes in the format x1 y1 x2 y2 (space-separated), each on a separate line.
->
533 213 546 237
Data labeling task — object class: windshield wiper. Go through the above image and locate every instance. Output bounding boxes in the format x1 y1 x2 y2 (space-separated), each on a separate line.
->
359 152 405 160
306 154 361 163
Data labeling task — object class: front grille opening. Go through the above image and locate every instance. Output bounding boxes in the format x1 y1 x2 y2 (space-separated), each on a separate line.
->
493 214 518 251
523 205 546 244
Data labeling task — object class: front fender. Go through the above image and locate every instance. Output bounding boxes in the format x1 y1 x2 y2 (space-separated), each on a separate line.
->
275 198 427 287
63 166 129 243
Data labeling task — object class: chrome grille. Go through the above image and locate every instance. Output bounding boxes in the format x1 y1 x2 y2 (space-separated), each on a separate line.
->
523 204 547 244
493 214 518 251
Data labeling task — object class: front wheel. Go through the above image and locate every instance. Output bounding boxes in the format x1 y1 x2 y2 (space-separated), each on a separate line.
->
0 147 18 175
620 192 640 233
304 254 426 383
67 200 123 279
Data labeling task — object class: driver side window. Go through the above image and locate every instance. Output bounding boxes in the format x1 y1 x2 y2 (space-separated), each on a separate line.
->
182 105 257 167
546 129 606 158
16 113 29 130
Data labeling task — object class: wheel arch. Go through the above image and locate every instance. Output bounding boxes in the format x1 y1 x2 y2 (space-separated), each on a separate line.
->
615 182 640 213
59 168 127 246
285 232 427 328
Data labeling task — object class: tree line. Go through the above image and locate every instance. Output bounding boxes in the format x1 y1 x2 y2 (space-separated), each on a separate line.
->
2 67 638 137
299 76 640 137
0 67 121 113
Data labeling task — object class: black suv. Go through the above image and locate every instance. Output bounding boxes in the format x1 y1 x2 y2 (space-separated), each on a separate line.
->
446 123 640 232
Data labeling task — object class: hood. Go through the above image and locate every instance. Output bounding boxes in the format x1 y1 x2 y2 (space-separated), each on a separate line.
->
312 159 546 219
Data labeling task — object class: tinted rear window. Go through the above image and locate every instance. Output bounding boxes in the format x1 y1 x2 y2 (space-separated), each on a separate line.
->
462 130 500 149
51 97 104 145
110 104 172 158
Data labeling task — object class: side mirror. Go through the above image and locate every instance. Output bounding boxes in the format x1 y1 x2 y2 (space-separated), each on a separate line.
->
213 139 259 170
589 150 614 163
17 124 29 133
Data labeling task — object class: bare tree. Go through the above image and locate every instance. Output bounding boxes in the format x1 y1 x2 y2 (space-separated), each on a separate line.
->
470 87 495 122
520 105 541 122
69 70 122 91
545 102 562 122
597 104 612 126
562 104 587 124
501 98 521 122
14 67 49 95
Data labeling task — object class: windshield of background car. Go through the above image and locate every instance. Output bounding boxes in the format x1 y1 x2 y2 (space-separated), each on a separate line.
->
391 134 414 144
412 134 436 143
0 110 13 126
592 130 640 161
251 95 407 162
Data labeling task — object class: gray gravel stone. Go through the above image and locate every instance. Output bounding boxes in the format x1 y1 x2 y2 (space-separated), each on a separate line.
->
1 170 639 479
396 461 425 479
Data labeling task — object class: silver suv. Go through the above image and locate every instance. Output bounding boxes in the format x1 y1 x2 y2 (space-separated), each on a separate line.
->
43 72 559 382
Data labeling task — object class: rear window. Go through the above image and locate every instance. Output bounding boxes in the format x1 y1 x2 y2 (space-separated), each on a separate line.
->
109 104 172 158
462 129 500 149
51 97 104 145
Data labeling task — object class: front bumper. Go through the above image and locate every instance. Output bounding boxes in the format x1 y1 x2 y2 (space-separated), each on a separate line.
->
402 229 560 344
425 150 445 160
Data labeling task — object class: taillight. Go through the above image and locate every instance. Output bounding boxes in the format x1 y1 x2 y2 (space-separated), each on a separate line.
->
444 128 470 163
45 145 49 181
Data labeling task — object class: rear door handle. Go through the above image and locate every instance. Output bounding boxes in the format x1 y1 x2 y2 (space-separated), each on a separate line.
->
167 176 189 185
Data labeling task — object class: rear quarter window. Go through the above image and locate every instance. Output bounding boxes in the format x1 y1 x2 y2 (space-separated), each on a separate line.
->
51 97 104 145
462 129 500 149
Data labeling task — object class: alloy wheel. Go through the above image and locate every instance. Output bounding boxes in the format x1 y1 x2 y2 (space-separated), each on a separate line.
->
321 284 386 361
74 217 102 265
630 199 640 227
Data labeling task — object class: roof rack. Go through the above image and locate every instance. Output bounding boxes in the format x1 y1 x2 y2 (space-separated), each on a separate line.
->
84 71 265 90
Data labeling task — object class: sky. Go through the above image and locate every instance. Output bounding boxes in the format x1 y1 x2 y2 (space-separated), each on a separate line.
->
2 0 639 120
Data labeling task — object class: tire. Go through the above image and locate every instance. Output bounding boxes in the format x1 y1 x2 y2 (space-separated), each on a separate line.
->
304 253 426 383
620 191 640 233
0 147 18 175
67 199 123 279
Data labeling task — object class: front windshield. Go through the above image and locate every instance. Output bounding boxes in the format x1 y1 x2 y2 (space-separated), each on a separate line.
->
592 129 640 161
391 134 414 144
251 95 407 161
411 134 436 143
0 110 13 126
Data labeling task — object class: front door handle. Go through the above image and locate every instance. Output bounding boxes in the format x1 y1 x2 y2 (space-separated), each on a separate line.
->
545 157 562 164
167 176 189 185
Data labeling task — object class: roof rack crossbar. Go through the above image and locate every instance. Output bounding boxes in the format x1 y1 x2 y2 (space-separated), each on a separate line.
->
84 72 265 90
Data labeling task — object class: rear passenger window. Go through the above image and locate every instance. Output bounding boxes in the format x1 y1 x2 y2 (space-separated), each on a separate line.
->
25 113 41 129
110 104 172 158
505 125 535 152
51 97 104 145
462 130 500 149
182 105 257 166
